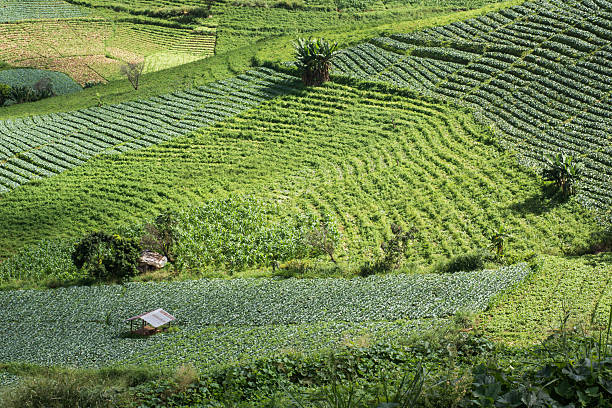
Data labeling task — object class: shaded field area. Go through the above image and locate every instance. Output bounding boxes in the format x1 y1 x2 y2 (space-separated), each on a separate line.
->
0 265 528 370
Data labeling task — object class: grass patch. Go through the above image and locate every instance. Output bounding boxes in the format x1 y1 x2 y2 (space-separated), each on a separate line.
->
480 253 612 346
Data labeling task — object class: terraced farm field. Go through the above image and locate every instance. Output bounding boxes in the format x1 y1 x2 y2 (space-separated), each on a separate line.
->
0 68 296 194
0 82 598 265
332 0 612 222
0 1 610 406
0 18 216 84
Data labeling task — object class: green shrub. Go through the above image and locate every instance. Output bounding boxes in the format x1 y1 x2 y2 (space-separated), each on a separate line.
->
360 223 416 276
0 83 11 106
294 37 338 86
140 212 179 261
542 153 581 197
72 232 141 281
435 251 491 274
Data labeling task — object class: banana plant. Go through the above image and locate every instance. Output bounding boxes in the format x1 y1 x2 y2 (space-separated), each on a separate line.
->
294 37 339 86
489 224 510 258
542 153 581 196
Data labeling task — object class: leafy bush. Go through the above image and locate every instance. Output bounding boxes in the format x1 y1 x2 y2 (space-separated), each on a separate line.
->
140 212 179 261
435 252 491 274
0 83 11 106
303 212 341 264
360 223 416 276
72 232 141 281
466 358 612 408
9 86 38 104
33 77 54 98
467 306 612 407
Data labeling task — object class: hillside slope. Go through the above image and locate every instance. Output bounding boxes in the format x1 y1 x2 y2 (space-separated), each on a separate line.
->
0 83 599 268
333 0 612 222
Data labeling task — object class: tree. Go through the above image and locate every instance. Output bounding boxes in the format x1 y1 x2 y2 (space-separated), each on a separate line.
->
72 232 141 281
542 153 581 196
120 61 145 90
294 37 338 86
304 213 340 263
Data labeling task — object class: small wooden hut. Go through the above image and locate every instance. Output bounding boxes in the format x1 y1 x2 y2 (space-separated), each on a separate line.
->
126 308 175 336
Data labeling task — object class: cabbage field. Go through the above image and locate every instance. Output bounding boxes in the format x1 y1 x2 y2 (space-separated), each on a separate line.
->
0 0 86 22
332 0 612 221
0 0 610 404
0 68 82 96
0 68 297 193
0 264 529 370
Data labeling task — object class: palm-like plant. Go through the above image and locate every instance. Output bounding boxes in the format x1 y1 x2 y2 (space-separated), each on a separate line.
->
542 153 581 196
489 224 510 258
294 37 338 86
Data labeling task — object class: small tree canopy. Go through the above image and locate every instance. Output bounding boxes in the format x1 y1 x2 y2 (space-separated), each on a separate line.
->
542 153 581 196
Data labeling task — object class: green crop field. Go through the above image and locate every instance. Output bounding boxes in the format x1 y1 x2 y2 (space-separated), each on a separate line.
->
0 0 87 22
0 82 599 266
332 0 612 222
0 264 528 370
0 68 82 96
0 0 610 406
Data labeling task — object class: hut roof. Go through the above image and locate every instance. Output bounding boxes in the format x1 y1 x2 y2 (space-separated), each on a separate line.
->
126 308 175 328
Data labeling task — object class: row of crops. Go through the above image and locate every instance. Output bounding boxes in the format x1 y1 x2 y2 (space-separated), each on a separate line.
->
0 83 598 263
0 264 529 369
109 23 216 57
0 19 112 65
0 68 298 193
0 0 86 22
332 0 612 221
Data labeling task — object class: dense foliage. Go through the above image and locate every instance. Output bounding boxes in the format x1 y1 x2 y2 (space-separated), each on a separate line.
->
72 232 141 281
0 265 528 369
542 153 581 197
294 37 338 86
172 197 339 272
